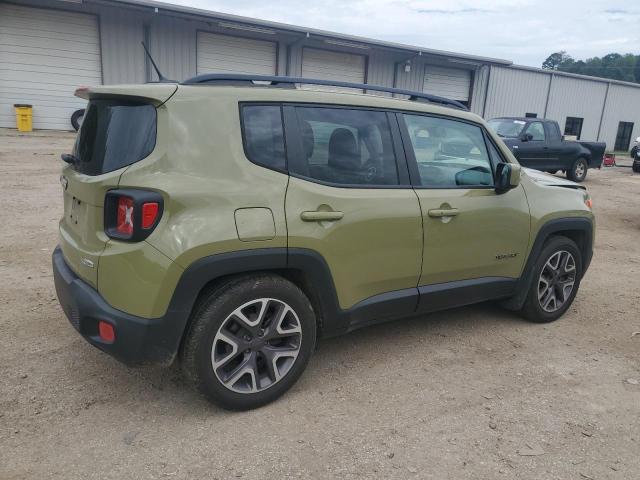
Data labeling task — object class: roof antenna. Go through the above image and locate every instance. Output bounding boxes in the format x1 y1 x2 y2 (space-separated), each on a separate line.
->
142 41 173 83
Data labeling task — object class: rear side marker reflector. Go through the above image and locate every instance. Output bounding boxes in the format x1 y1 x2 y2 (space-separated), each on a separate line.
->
98 321 116 343
142 202 159 229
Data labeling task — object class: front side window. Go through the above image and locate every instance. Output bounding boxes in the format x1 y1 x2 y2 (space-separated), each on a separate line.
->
291 107 399 186
241 105 286 171
526 122 545 141
403 114 493 187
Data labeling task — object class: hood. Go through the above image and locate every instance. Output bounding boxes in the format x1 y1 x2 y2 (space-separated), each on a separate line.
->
523 168 586 190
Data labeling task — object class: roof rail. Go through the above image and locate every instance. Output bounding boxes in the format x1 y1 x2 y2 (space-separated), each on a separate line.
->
181 74 468 111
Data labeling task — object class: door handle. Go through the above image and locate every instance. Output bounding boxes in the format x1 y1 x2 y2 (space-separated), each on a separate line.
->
300 210 344 222
428 208 459 218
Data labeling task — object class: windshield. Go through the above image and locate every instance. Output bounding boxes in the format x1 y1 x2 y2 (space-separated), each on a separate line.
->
71 99 156 175
487 119 527 138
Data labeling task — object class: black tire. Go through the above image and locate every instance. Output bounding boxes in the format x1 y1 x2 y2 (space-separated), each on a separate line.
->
567 157 588 182
181 274 316 410
71 109 85 131
633 162 640 173
520 236 582 323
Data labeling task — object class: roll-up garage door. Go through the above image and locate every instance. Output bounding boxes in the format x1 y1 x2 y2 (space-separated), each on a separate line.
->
0 3 102 130
301 48 365 91
422 66 471 103
196 32 277 75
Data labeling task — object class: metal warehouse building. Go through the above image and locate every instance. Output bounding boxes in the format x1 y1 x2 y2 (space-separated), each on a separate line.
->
2 0 640 151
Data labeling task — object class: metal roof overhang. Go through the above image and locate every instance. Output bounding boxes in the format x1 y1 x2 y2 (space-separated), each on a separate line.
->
87 0 513 66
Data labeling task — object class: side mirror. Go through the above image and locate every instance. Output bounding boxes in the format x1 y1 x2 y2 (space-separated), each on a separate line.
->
495 163 521 194
520 133 533 142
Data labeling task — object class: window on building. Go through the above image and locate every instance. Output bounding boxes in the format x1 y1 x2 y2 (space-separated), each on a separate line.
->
525 122 545 141
564 117 584 140
241 105 286 171
291 107 399 186
614 121 634 151
525 112 537 118
402 114 494 187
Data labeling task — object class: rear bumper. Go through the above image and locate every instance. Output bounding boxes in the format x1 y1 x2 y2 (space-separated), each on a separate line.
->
52 246 182 366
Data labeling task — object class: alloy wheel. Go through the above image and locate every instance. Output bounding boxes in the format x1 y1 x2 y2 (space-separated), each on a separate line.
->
212 298 302 394
537 250 577 313
575 162 586 179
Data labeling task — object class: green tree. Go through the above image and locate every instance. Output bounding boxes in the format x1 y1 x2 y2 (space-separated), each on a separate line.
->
542 51 573 70
542 52 640 84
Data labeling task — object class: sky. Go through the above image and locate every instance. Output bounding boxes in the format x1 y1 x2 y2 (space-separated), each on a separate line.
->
166 0 640 67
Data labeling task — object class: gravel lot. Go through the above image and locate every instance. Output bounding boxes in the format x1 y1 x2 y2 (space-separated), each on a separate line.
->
1 128 639 480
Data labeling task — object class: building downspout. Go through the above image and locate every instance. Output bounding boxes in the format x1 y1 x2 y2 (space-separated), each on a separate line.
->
482 64 492 118
143 24 151 82
596 82 611 143
285 33 309 76
543 72 554 118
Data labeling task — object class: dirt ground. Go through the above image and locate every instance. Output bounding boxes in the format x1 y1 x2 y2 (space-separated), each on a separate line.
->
0 128 638 480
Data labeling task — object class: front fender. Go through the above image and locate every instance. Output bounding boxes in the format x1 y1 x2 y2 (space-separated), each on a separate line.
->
502 217 594 310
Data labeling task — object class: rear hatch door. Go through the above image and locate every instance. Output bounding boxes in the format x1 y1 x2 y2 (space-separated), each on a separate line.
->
59 84 176 286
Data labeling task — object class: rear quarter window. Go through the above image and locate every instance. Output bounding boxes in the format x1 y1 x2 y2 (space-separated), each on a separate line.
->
72 100 156 175
240 105 286 172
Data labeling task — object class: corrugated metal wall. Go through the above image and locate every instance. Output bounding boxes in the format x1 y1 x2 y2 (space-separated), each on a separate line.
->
99 8 146 84
470 65 489 115
149 15 196 81
483 66 551 119
600 84 640 150
545 75 608 142
5 0 640 146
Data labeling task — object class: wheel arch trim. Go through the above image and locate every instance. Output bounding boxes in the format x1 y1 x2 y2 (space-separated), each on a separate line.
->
166 248 344 349
503 216 593 310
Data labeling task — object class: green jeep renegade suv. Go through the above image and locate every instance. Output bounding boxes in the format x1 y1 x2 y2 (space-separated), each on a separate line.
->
53 75 594 410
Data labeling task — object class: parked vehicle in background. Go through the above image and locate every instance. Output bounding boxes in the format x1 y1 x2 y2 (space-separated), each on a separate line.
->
629 137 640 172
71 109 85 131
487 117 605 182
632 141 640 173
53 76 595 410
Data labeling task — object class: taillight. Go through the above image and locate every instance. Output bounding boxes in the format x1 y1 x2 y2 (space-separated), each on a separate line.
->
116 196 134 235
142 202 159 229
105 189 163 241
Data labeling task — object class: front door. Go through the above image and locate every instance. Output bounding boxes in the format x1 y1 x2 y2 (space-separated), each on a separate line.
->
516 121 552 169
398 112 530 310
284 105 423 314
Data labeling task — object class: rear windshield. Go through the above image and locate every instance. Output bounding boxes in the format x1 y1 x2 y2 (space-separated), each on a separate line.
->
72 99 156 175
487 118 526 138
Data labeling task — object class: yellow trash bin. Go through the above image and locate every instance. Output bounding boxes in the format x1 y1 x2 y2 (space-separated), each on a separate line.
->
14 104 33 132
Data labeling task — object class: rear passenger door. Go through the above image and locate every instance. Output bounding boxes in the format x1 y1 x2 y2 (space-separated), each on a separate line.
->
283 105 423 314
398 113 530 311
